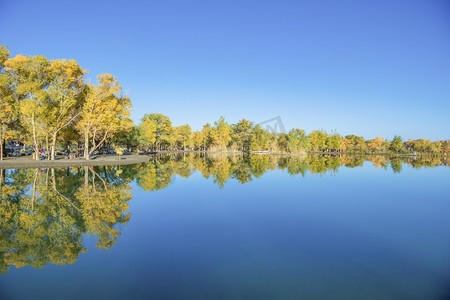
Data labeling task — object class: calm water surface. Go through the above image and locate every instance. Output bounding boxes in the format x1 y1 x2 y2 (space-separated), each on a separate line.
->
0 154 449 300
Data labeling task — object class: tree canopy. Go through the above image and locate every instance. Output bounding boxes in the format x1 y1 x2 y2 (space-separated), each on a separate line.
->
1 45 448 160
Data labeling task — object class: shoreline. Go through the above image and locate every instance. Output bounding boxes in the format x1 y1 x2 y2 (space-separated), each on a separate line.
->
0 155 151 169
0 151 447 169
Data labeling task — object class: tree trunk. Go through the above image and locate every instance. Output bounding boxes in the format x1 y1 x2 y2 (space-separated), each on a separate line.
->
31 112 39 160
88 131 108 159
90 131 97 159
31 170 38 211
84 130 89 160
51 168 56 189
46 135 50 160
51 132 57 160
0 131 3 161
84 166 89 187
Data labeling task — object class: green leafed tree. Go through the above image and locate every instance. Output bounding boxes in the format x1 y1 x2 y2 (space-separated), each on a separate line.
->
232 119 253 151
213 116 232 150
390 135 404 153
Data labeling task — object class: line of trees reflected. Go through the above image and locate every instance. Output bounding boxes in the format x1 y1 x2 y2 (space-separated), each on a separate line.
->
132 153 449 190
1 154 448 275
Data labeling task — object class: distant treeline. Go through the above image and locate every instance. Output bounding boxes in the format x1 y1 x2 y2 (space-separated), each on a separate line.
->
1 45 448 161
124 114 449 156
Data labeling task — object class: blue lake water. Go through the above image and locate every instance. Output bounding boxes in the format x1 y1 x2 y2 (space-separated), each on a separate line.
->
0 154 449 299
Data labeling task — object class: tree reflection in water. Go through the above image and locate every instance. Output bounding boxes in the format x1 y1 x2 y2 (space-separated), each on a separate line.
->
0 153 448 275
0 166 131 275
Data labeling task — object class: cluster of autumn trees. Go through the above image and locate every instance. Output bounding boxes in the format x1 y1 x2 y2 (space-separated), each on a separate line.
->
124 115 311 154
338 135 449 154
124 114 449 155
0 45 132 160
1 45 448 160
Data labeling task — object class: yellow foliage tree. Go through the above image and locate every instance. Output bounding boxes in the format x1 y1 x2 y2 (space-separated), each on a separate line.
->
45 59 87 160
76 74 132 160
137 117 156 151
4 54 51 160
0 45 17 160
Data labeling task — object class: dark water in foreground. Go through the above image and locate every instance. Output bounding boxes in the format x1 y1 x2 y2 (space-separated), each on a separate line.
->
0 154 449 300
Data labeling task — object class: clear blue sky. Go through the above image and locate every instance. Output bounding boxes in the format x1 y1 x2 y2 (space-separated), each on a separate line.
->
1 0 449 140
